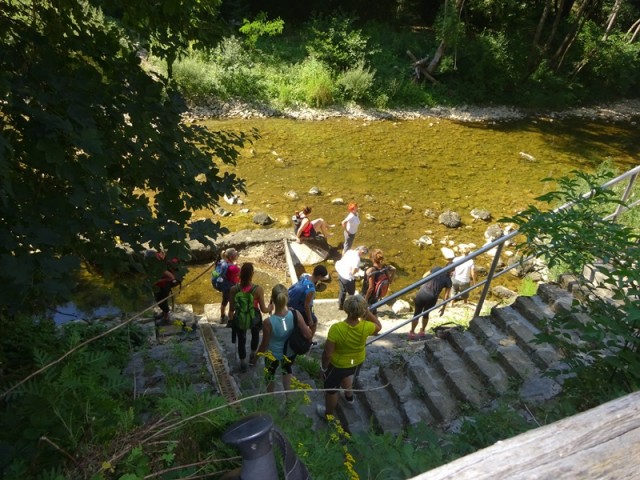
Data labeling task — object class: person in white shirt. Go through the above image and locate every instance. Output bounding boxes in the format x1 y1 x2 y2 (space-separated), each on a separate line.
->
451 245 476 304
335 245 369 310
341 202 361 252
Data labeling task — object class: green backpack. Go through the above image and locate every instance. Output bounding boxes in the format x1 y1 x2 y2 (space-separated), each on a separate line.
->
234 285 257 330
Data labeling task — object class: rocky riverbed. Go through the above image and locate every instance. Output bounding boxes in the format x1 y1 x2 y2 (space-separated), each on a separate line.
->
185 98 640 123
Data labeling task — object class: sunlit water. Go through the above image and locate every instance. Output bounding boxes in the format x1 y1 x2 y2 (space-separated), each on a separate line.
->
62 116 638 318
176 116 638 313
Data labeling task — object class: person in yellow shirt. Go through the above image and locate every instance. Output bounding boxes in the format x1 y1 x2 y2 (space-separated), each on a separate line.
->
316 295 381 420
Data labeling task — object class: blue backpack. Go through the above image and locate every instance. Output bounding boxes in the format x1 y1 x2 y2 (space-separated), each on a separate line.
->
287 276 313 313
211 259 229 292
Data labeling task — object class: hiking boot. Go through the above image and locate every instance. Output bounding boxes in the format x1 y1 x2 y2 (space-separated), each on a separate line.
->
240 361 248 373
249 353 257 367
221 315 229 325
343 395 356 409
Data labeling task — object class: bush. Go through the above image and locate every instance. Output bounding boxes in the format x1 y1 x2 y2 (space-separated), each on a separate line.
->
294 57 335 107
336 60 375 102
304 13 376 73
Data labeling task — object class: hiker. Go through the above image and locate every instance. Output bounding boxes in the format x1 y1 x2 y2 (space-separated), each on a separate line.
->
316 294 381 420
361 249 396 315
451 245 476 304
212 248 240 325
287 265 330 336
257 284 313 393
341 202 361 252
335 246 369 310
408 265 453 340
152 250 181 324
294 206 333 243
229 263 272 372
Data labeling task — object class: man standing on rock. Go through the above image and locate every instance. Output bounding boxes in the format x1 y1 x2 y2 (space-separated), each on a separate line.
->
287 265 330 336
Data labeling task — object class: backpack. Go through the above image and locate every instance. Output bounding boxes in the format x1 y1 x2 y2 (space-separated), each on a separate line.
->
287 276 312 313
362 266 390 303
233 285 257 330
284 309 313 356
292 213 302 234
211 259 229 292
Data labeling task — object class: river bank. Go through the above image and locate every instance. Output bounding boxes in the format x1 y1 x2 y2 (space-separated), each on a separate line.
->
186 98 640 123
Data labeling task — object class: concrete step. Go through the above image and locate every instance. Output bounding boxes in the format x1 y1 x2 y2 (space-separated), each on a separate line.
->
379 363 437 428
537 283 575 314
355 366 405 435
468 316 539 381
405 355 459 424
446 330 510 396
423 338 491 409
491 305 563 370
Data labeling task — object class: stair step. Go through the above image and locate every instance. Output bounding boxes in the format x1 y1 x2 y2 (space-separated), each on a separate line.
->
355 367 405 435
492 305 563 370
447 330 510 395
537 283 575 314
380 364 436 427
468 316 539 381
511 295 554 328
406 356 458 423
423 338 491 408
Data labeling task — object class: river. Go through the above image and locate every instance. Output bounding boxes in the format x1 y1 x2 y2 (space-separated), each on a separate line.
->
171 115 639 312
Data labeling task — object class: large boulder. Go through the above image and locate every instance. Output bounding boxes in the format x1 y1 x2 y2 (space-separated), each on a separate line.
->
484 224 504 242
288 239 330 265
253 213 274 226
439 210 462 228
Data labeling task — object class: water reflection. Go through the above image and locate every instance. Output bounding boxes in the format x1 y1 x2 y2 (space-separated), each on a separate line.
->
51 302 122 325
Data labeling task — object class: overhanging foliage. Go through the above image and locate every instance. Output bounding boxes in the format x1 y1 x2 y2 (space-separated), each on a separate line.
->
0 0 248 316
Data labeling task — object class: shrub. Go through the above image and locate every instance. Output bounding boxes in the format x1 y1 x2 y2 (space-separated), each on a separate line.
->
304 13 376 72
294 57 335 107
506 170 640 392
239 12 284 50
336 60 376 102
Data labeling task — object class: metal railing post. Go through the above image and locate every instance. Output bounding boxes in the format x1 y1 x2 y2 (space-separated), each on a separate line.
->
473 242 505 318
611 173 638 222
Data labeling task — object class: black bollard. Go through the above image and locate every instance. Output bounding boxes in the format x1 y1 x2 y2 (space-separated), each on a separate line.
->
221 413 278 480
221 413 310 480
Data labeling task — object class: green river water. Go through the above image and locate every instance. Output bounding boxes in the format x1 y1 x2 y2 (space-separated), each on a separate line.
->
171 116 639 314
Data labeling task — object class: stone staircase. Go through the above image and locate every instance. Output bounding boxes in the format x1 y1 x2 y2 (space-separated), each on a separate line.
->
193 278 593 435
167 252 640 437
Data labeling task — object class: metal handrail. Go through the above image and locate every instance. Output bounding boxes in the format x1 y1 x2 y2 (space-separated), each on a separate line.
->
366 164 640 346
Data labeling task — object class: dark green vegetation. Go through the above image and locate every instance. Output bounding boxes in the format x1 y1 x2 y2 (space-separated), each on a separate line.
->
2 0 639 478
159 1 640 109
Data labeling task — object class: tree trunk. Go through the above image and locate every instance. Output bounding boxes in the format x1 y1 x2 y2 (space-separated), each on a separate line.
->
407 50 438 84
627 18 640 42
528 0 553 71
551 0 595 72
542 0 567 55
602 0 624 41
426 0 465 75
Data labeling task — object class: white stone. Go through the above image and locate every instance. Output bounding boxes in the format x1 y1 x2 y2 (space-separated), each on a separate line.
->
392 299 411 315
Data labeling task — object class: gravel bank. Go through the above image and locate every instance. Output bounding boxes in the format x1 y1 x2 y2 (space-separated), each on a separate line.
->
187 98 640 123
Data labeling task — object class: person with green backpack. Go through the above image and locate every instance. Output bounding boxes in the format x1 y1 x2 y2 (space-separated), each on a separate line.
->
229 263 272 373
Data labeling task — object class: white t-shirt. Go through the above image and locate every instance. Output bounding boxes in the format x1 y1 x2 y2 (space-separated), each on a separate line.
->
453 257 474 283
342 212 360 235
335 249 361 281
